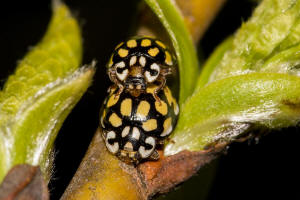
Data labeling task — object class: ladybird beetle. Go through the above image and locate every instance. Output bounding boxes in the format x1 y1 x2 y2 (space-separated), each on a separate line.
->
100 37 178 163
106 37 174 102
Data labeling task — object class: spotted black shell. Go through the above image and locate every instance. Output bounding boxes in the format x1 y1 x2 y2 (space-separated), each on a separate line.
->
107 37 174 69
100 85 179 163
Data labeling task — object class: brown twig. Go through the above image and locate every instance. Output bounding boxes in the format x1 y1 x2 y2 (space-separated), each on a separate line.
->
61 128 225 200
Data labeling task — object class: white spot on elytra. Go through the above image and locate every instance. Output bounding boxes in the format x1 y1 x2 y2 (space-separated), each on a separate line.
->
115 61 125 68
139 56 146 67
105 131 119 153
107 131 116 139
160 124 173 137
132 127 140 140
145 63 160 83
138 137 155 158
145 137 155 146
117 69 128 81
130 56 137 66
121 126 130 137
116 61 128 81
151 63 160 71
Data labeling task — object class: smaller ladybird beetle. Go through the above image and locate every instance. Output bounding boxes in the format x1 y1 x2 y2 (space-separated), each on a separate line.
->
106 37 174 102
101 37 178 163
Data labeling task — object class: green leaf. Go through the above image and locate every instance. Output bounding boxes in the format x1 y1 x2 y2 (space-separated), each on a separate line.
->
209 0 300 82
260 42 300 73
165 73 300 155
0 3 92 181
11 67 94 180
165 0 300 155
144 0 199 106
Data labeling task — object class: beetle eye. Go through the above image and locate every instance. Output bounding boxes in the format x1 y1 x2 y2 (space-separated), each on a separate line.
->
144 63 160 83
115 61 128 81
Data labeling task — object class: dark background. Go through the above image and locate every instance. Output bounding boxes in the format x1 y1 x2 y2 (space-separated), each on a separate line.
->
0 0 299 199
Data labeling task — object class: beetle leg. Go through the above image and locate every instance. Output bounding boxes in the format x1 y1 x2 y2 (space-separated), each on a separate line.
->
149 150 160 161
115 84 124 98
153 67 172 104
108 67 124 98
153 75 166 104
157 139 165 145
161 67 172 76
108 67 117 83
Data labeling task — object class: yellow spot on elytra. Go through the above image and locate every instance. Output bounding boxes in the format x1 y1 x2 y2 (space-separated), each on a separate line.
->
164 87 179 115
107 94 119 107
108 85 117 95
142 119 157 131
161 117 172 137
109 113 122 127
148 47 159 57
115 42 124 50
121 98 132 116
108 54 114 67
136 101 150 119
146 84 159 94
102 109 106 120
141 39 151 47
101 109 106 128
118 48 129 57
165 51 173 65
127 40 137 48
155 40 166 48
155 100 168 115
164 87 173 106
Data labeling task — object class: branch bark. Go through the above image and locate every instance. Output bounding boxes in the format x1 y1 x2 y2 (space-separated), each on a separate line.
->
61 128 224 200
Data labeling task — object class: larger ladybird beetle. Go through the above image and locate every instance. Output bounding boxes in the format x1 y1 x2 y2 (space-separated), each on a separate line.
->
100 37 179 163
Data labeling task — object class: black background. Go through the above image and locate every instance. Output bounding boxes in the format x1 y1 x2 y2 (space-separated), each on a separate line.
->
0 0 299 199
